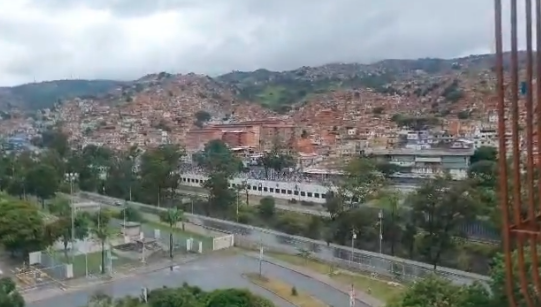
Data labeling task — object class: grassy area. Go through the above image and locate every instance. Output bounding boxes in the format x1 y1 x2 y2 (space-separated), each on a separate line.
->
47 250 135 277
143 219 214 250
245 273 327 307
266 252 403 303
257 85 288 107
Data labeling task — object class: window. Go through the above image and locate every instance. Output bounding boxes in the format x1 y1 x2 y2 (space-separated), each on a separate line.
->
287 190 292 195
257 186 262 191
252 186 257 190
281 189 286 194
270 188 274 193
314 193 320 198
307 192 313 198
263 187 268 192
275 189 280 194
301 191 306 196
294 190 299 196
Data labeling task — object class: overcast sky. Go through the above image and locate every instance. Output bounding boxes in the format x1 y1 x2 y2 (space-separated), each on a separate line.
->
0 0 527 86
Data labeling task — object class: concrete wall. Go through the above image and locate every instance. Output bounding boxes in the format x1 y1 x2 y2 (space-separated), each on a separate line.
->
212 235 235 251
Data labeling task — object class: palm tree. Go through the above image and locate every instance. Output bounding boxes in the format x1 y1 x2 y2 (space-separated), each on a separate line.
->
160 208 184 259
48 197 79 260
239 180 250 206
376 190 404 256
92 209 112 274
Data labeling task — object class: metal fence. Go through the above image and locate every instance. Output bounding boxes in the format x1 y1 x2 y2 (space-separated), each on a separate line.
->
78 191 491 288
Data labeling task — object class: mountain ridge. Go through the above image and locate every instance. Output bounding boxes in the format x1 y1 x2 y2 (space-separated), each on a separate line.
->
0 52 518 113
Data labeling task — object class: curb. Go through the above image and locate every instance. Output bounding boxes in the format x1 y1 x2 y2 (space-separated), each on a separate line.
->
246 254 384 307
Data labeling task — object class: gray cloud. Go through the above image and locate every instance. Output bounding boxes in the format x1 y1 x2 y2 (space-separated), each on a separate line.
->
0 0 527 86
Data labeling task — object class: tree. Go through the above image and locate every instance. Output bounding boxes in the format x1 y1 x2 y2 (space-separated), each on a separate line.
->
91 209 112 274
196 140 241 217
105 157 136 201
25 163 60 207
468 160 497 188
0 277 25 307
375 162 402 178
377 190 405 256
304 215 323 239
0 195 51 256
340 157 386 206
490 246 541 307
195 139 242 176
48 197 90 260
388 275 491 307
408 176 478 269
159 208 184 259
40 128 69 157
120 205 143 222
139 145 184 206
205 288 275 307
471 146 498 164
260 149 295 179
258 197 276 220
202 172 235 216
194 110 211 123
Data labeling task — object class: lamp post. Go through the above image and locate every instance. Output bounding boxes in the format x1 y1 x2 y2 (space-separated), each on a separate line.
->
378 210 383 254
65 172 77 263
123 201 127 235
350 229 356 306
258 232 263 277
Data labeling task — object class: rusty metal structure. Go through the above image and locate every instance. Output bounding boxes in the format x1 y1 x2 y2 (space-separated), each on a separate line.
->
495 0 541 306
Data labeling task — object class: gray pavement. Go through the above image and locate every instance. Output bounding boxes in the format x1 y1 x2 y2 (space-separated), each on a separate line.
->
27 254 362 307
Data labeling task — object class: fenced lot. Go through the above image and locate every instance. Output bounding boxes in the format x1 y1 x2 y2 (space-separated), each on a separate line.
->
79 191 490 288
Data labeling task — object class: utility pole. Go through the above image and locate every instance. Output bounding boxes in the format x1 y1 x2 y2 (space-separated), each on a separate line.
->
350 228 356 296
123 201 127 235
378 210 383 254
258 233 263 276
236 191 240 222
67 173 76 264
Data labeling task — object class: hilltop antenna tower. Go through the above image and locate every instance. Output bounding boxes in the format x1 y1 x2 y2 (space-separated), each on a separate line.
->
494 0 541 306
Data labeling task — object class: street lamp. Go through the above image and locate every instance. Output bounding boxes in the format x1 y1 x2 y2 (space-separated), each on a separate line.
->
350 229 356 306
258 232 264 277
378 210 383 254
123 201 127 235
65 172 77 263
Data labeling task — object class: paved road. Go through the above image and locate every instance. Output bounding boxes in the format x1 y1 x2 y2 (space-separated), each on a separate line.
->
27 255 363 307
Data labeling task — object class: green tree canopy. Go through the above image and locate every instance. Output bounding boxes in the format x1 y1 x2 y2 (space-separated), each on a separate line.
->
387 275 491 307
471 146 498 164
0 277 25 307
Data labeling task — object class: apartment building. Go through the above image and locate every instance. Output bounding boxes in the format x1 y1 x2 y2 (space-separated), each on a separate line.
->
365 140 474 180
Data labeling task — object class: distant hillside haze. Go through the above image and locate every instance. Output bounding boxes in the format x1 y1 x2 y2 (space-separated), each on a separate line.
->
0 79 125 111
0 53 520 112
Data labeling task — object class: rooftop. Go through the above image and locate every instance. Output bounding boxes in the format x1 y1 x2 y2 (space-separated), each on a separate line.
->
365 147 474 156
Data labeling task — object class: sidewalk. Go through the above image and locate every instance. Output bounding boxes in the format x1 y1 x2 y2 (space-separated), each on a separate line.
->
247 252 384 307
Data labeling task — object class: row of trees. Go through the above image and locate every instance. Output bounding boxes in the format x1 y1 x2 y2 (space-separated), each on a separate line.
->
0 278 276 307
389 243 540 307
0 131 505 273
0 129 535 307
0 192 113 274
